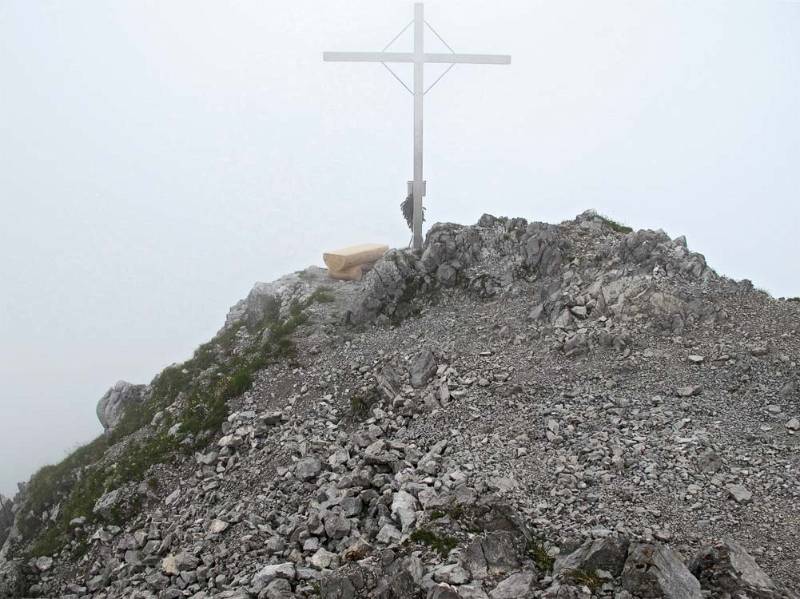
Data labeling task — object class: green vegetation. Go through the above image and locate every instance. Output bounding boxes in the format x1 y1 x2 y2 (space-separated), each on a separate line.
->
596 214 633 234
21 288 331 556
408 528 458 557
526 538 555 573
309 286 335 303
349 386 379 420
563 568 604 591
427 504 464 522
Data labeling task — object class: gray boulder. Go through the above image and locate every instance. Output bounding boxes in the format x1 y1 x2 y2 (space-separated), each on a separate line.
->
0 495 13 548
96 380 146 432
554 535 629 578
92 487 126 521
462 531 522 579
690 540 790 598
320 574 357 599
295 457 323 481
251 562 296 594
622 543 702 599
409 348 437 388
428 584 463 599
0 560 24 598
489 571 535 599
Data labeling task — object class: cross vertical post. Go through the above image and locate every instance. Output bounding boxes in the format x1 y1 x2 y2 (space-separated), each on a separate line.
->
323 4 510 253
412 3 425 251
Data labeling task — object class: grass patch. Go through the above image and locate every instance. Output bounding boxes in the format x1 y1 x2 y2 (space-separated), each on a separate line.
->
526 539 555 573
349 386 380 420
21 289 332 556
596 214 633 234
426 504 464 522
563 568 604 591
408 528 458 558
309 286 335 304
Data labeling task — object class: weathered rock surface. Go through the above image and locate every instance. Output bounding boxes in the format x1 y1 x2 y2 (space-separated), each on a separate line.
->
622 543 702 598
96 380 146 431
690 539 790 598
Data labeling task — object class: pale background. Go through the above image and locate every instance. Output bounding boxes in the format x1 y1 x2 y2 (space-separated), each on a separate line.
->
1 0 798 496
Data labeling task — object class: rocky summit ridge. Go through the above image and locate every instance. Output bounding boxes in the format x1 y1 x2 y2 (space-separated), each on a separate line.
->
1 210 798 599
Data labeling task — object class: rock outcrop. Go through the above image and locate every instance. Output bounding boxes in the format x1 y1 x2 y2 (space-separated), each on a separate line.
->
3 212 799 598
0 495 13 552
96 380 147 432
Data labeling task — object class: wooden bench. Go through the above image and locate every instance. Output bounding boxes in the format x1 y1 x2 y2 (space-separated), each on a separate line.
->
323 243 389 281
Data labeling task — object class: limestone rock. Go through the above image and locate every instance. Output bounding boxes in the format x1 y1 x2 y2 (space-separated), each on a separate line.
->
96 380 146 432
251 562 296 593
622 543 702 599
489 571 535 599
92 487 125 521
462 531 521 579
295 457 323 481
554 535 629 577
409 348 438 388
690 539 786 598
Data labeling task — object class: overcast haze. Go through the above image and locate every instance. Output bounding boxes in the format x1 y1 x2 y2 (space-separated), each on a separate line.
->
1 0 798 497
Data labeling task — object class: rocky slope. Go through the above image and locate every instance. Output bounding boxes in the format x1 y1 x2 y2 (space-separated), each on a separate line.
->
1 211 798 599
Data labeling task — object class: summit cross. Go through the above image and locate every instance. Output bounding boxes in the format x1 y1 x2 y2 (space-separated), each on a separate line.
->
323 3 511 251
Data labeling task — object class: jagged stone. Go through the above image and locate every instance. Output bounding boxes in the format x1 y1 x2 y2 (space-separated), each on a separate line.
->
489 571 535 598
295 457 323 481
622 543 702 598
0 560 24 598
409 348 437 388
428 584 463 599
553 535 629 577
92 487 125 521
690 540 788 598
251 562 296 593
391 490 418 532
96 380 146 431
320 573 357 599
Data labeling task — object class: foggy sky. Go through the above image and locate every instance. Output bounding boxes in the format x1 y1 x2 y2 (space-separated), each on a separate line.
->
1 0 798 497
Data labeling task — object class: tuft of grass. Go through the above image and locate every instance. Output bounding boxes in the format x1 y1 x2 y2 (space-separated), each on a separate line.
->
596 214 633 234
448 504 464 521
309 286 335 304
563 568 604 591
408 528 458 558
349 386 379 420
527 539 555 573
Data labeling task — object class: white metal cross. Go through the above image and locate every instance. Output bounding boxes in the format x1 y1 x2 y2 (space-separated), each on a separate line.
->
324 3 511 251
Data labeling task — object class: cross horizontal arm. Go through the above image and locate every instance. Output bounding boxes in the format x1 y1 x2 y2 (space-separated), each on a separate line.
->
323 51 511 65
425 53 511 65
324 52 414 63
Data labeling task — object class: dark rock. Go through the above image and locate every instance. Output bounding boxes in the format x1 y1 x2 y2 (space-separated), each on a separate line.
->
428 584 463 599
0 560 24 598
622 543 702 599
462 531 522 579
690 539 787 598
320 574 357 599
554 535 629 578
409 348 437 388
